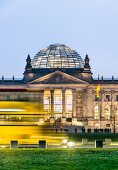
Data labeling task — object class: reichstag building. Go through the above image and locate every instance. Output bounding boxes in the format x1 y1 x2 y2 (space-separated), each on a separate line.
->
0 44 118 132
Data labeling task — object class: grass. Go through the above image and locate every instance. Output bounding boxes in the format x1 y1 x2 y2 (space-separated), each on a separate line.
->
0 149 118 170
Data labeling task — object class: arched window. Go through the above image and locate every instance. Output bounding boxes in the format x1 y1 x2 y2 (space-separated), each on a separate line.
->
44 91 51 112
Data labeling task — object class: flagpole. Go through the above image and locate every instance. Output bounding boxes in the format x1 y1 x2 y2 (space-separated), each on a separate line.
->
97 74 101 129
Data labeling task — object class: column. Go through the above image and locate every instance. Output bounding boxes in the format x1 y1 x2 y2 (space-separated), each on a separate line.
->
50 89 55 123
82 89 87 117
62 89 66 123
39 90 44 124
98 90 104 129
86 89 94 129
110 90 115 133
86 89 93 117
101 90 105 118
72 89 77 123
111 90 115 116
111 90 115 107
110 90 117 133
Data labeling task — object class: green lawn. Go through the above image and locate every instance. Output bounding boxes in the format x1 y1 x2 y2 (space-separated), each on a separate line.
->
0 149 118 170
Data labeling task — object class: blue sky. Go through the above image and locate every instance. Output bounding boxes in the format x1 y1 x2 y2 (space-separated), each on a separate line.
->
0 0 118 78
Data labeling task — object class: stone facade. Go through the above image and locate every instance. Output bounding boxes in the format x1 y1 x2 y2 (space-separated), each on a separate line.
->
0 44 118 132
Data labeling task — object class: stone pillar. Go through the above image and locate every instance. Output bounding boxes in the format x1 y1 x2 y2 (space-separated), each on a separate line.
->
86 89 93 117
50 89 55 123
111 90 115 113
72 89 77 123
101 90 105 118
40 90 44 104
111 90 116 131
86 89 94 129
62 89 66 123
39 90 45 124
82 89 87 117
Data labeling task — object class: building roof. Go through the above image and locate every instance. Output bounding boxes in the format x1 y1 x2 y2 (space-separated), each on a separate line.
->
31 44 84 69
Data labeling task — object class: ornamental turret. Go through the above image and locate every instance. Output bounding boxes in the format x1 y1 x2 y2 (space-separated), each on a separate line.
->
25 54 32 71
23 54 34 83
84 54 91 70
82 54 93 82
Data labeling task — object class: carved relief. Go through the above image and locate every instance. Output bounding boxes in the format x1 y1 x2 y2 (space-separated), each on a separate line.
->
34 74 79 84
76 91 83 117
82 90 87 116
29 71 88 85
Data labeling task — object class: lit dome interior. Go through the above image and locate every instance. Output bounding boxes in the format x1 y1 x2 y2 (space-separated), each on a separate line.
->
32 44 84 68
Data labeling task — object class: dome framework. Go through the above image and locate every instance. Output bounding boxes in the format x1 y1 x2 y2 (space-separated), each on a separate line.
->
32 44 84 69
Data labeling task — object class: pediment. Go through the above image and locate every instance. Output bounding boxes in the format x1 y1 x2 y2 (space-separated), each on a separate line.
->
28 71 88 84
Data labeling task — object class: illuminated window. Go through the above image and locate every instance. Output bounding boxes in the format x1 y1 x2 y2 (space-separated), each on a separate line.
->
94 104 99 119
44 91 51 112
65 90 72 114
54 90 62 113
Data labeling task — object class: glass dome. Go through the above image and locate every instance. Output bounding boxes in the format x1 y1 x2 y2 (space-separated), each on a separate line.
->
32 44 84 68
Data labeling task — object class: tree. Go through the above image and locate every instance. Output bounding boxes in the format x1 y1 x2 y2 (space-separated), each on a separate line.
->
110 105 117 133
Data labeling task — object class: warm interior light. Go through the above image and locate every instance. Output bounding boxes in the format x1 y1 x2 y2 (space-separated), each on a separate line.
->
67 141 75 147
63 139 68 144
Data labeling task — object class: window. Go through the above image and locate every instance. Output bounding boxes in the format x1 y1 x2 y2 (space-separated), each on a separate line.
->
95 95 99 101
54 90 62 113
106 124 110 127
94 104 99 119
105 95 110 101
44 91 51 112
6 95 10 101
65 90 72 114
116 95 118 101
17 95 21 101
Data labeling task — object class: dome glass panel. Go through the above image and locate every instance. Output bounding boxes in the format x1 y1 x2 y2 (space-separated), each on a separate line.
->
32 44 84 68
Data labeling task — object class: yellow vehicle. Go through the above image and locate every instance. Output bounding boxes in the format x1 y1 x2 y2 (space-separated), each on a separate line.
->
0 102 67 145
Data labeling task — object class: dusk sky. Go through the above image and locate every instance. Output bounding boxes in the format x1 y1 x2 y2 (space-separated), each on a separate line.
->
0 0 118 78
